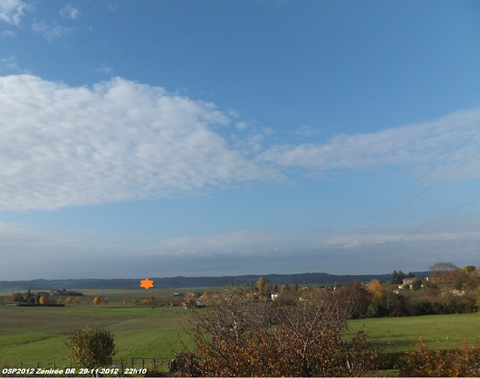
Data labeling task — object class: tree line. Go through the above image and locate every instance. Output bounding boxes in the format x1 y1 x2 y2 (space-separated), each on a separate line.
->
363 262 478 318
60 262 480 376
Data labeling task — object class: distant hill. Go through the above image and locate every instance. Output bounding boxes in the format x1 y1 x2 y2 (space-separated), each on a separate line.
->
0 271 429 291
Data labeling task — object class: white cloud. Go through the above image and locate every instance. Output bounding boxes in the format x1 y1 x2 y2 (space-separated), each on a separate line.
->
0 55 28 73
0 55 19 71
59 3 79 20
261 109 480 180
32 21 72 41
235 121 249 131
95 64 114 76
333 218 480 248
2 216 479 280
149 230 313 256
293 125 321 137
1 29 15 37
0 222 73 249
144 216 480 264
0 0 26 26
1 74 479 212
0 75 279 211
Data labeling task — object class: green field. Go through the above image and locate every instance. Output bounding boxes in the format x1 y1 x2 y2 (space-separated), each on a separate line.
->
0 289 198 371
347 312 480 353
1 289 480 372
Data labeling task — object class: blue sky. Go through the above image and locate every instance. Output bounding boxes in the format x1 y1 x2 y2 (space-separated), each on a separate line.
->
1 0 480 280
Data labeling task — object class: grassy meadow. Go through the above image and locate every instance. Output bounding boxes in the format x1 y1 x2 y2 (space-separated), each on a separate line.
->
0 289 197 371
347 312 480 353
1 288 480 372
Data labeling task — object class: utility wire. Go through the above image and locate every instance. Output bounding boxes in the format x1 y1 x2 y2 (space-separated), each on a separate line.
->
343 148 480 245
396 194 480 242
349 192 480 262
343 127 480 242
340 128 480 246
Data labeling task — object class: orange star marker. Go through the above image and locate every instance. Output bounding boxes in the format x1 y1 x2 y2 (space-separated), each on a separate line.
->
140 278 154 289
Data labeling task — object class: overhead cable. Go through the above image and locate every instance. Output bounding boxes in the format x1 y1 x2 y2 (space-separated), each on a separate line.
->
340 127 480 246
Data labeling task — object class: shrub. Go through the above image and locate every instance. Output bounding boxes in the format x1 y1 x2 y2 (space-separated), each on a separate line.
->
65 326 115 369
399 338 480 377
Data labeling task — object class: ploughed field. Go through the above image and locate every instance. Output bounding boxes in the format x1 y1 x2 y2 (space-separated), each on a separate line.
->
1 289 479 371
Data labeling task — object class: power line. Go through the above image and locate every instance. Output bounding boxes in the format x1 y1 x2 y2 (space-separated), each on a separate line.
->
343 127 480 242
347 192 480 263
343 148 480 245
340 127 480 246
396 194 480 242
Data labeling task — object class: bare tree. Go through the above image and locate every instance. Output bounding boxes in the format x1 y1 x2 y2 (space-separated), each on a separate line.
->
183 285 377 377
429 262 459 294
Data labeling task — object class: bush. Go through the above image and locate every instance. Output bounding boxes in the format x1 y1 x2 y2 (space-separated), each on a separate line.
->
399 338 480 377
364 290 477 318
65 326 115 369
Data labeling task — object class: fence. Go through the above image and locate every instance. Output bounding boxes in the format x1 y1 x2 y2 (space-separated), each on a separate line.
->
127 357 170 370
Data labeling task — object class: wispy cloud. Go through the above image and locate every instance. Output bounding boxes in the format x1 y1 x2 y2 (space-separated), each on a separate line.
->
131 215 480 275
2 216 479 280
32 21 72 41
329 214 480 248
293 125 322 137
0 75 279 211
149 230 316 256
0 0 26 26
0 222 74 249
1 29 15 37
261 109 480 180
59 3 79 20
94 63 114 76
0 55 29 73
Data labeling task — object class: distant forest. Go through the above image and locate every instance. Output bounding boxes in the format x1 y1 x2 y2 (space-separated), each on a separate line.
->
0 271 429 291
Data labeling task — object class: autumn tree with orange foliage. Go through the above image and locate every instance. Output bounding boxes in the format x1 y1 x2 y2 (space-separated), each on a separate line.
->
256 276 272 296
184 292 198 308
93 297 101 305
181 286 377 377
366 279 384 299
